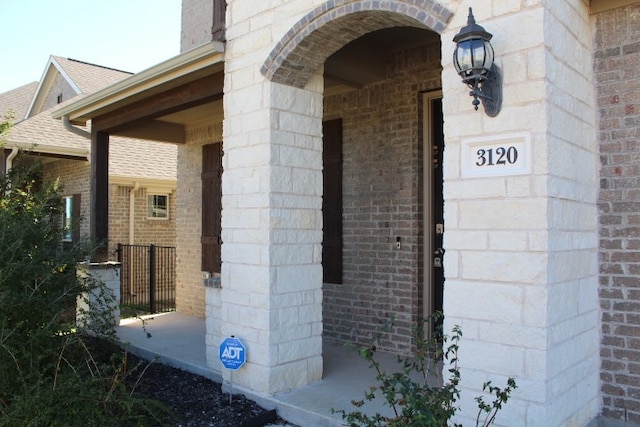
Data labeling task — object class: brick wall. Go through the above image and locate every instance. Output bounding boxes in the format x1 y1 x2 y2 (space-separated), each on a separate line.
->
323 40 441 353
42 158 91 239
176 123 222 317
108 185 177 258
40 73 78 111
42 158 176 262
596 3 640 423
180 0 214 53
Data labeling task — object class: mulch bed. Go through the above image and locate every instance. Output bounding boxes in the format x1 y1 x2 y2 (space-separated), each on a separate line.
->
126 352 294 427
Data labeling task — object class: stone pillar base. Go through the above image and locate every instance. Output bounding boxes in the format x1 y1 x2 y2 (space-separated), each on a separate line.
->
76 262 121 331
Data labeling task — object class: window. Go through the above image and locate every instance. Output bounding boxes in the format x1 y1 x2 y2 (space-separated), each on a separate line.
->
147 194 169 219
60 194 80 243
61 196 73 242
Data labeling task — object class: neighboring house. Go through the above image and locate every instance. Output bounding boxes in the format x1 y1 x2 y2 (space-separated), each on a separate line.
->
0 82 38 175
1 56 177 258
51 1 640 426
0 81 38 122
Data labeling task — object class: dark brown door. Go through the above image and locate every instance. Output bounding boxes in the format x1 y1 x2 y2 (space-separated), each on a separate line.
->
431 96 445 315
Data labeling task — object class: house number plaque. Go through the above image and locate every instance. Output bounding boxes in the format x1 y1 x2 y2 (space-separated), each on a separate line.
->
461 132 531 179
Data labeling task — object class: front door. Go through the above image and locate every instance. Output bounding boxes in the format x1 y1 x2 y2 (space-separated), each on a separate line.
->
423 91 444 320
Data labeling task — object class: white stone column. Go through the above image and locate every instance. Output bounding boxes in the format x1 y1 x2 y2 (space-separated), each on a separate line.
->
221 3 324 391
76 261 121 330
441 2 599 426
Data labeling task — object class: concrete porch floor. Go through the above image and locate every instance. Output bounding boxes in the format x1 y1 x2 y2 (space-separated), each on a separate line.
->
116 312 402 427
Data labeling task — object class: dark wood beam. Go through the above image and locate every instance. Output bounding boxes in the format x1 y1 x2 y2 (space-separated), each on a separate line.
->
92 73 224 133
114 120 186 144
91 129 109 262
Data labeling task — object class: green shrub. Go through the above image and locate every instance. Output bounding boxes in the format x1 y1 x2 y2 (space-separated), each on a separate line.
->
334 314 516 427
0 162 172 426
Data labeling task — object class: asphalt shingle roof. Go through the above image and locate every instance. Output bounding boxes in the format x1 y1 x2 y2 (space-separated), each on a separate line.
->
0 82 38 122
9 101 89 154
52 56 132 95
2 56 176 182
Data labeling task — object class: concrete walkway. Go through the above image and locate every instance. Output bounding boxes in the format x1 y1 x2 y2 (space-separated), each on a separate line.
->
116 312 403 427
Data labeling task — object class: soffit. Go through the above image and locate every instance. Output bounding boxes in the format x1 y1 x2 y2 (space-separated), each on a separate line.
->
591 0 638 13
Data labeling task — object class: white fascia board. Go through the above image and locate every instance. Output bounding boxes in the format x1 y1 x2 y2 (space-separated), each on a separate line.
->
109 176 176 191
6 140 89 160
26 56 82 118
52 42 225 124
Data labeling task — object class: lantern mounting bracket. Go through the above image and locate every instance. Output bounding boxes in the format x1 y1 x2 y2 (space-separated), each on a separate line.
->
465 63 502 117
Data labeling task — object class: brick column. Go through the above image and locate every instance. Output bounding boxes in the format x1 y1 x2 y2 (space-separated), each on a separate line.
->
441 2 599 426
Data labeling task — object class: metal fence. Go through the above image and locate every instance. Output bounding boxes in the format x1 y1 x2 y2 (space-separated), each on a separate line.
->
117 244 176 313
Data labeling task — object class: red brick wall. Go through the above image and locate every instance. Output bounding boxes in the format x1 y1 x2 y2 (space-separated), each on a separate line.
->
596 3 640 422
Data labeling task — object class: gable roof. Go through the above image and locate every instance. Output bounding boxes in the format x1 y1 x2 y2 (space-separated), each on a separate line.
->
3 55 176 184
53 57 132 94
0 82 38 122
27 56 132 117
7 100 177 183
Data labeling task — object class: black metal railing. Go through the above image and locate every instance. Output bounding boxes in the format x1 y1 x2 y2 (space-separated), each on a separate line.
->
117 244 176 314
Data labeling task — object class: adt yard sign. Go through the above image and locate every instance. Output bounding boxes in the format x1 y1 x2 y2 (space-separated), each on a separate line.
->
219 336 246 370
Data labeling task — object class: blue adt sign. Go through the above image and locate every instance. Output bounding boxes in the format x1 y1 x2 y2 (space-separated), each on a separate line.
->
219 337 246 370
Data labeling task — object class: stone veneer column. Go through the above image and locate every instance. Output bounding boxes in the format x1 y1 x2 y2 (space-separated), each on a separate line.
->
441 2 599 426
220 0 324 394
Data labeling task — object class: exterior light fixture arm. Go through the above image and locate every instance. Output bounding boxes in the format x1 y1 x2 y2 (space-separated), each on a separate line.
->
468 64 502 116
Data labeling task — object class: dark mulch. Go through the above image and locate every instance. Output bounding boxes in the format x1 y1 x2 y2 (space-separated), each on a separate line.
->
125 352 294 427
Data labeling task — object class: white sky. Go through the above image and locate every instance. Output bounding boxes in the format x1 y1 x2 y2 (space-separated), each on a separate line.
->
0 0 182 94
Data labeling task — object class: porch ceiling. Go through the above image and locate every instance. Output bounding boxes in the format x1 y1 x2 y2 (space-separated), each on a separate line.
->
324 26 440 96
52 28 437 143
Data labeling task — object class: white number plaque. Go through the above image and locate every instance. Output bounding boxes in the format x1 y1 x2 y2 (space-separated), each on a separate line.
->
461 132 531 179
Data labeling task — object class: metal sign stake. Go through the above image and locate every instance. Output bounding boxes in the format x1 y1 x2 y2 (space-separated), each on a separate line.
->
219 336 246 406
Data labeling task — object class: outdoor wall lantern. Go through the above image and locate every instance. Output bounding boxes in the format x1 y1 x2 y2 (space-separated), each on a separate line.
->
453 7 502 117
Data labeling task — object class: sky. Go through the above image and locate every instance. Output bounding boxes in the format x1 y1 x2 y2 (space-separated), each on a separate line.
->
0 0 182 94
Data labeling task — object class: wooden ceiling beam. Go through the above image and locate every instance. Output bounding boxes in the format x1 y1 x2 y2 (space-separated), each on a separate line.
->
113 120 186 144
92 72 224 133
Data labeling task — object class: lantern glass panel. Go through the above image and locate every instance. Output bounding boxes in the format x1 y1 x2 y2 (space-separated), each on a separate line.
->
482 40 494 70
454 40 473 73
470 39 486 70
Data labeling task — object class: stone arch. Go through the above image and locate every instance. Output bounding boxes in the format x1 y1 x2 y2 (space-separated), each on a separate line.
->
261 0 453 88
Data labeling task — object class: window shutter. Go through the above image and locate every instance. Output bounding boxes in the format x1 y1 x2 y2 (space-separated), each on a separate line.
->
322 119 343 284
72 193 81 243
202 143 222 273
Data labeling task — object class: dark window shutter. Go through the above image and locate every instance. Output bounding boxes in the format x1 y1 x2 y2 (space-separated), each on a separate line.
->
322 119 343 284
202 143 222 273
72 193 81 243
